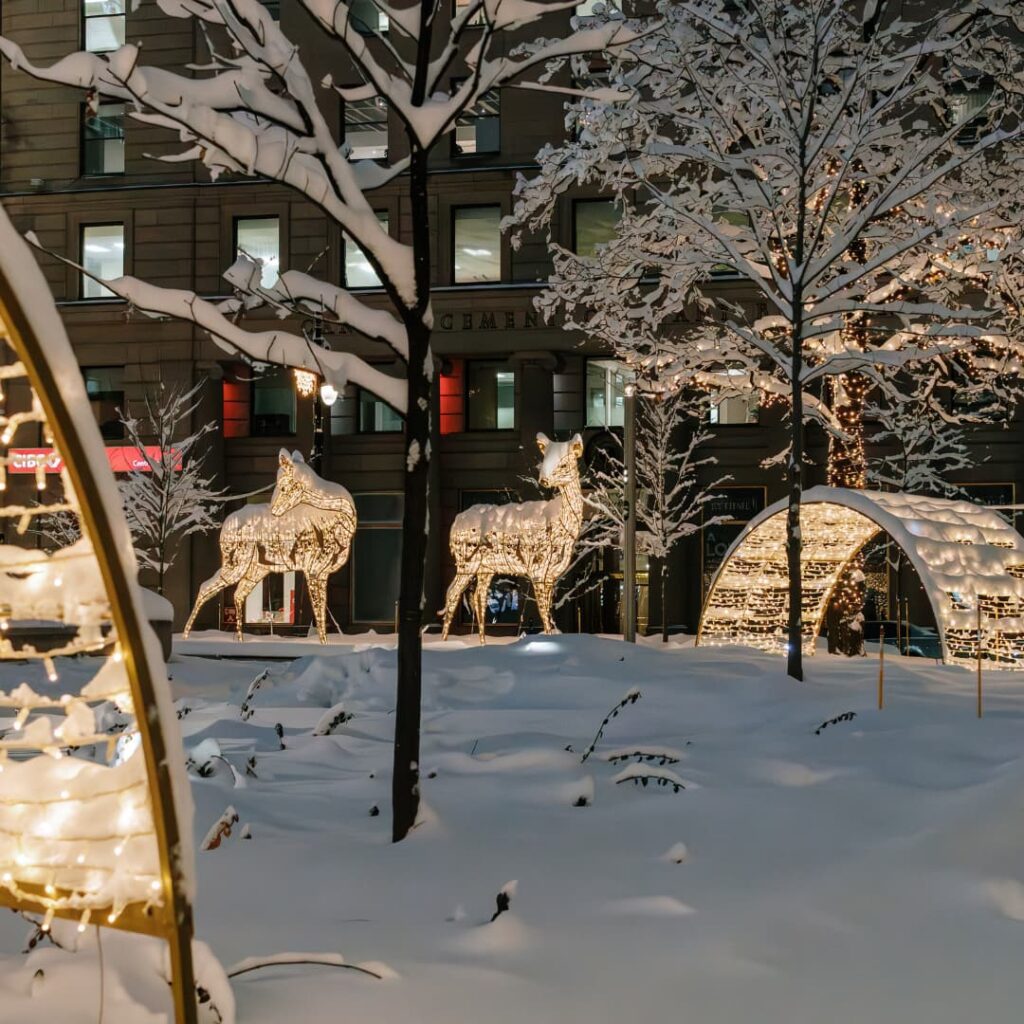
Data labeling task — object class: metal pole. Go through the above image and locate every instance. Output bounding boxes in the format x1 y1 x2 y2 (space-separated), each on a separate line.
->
623 384 637 643
308 313 326 473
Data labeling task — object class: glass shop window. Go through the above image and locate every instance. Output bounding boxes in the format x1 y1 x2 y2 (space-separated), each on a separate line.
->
235 216 280 288
84 0 125 52
344 211 389 288
81 223 124 299
83 102 125 175
466 360 515 430
251 367 297 436
573 200 619 257
345 96 389 160
83 366 125 441
350 0 389 33
351 493 404 623
585 358 632 427
244 569 297 626
358 390 403 433
453 205 501 283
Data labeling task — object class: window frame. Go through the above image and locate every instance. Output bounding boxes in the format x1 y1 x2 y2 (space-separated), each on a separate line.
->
465 358 517 432
451 203 503 285
350 491 404 624
81 100 126 177
249 366 297 438
572 198 619 257
233 214 282 289
450 78 501 158
83 0 126 54
82 365 126 441
342 92 389 161
584 356 632 428
79 222 126 300
706 369 760 427
342 210 389 289
356 387 404 434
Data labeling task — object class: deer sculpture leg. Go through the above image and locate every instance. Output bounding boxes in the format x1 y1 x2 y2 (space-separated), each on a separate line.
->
232 564 272 641
533 580 555 634
182 557 253 638
473 573 494 645
441 571 473 641
307 573 329 644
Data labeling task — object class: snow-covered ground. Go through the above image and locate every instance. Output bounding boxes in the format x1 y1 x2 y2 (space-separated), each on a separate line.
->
2 636 1024 1023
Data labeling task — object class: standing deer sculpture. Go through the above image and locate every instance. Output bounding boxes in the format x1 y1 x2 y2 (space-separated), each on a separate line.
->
441 433 584 643
183 450 357 643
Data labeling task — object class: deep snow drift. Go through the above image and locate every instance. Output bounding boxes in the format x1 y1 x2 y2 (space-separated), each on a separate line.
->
2 635 1024 1023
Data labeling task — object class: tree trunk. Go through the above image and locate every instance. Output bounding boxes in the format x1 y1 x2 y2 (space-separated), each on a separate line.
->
660 560 669 643
787 325 804 681
391 141 432 843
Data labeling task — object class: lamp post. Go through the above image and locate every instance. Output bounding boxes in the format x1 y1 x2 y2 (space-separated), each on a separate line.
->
300 312 338 473
623 381 637 643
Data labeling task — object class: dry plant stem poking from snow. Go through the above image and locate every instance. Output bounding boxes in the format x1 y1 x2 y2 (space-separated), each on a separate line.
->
441 434 585 643
580 688 642 763
183 450 356 645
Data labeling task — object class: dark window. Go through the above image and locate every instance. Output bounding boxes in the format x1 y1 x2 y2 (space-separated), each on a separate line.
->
573 199 619 256
344 95 388 160
81 223 124 299
83 102 125 176
350 0 389 33
358 390 403 433
453 205 501 283
453 83 500 156
83 366 125 440
351 493 403 622
84 0 125 52
251 367 296 436
466 360 515 430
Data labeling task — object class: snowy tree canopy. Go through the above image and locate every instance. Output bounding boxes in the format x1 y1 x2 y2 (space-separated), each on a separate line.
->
2 0 646 410
510 0 1024 678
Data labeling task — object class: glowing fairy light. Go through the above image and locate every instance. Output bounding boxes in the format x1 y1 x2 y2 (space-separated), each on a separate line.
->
293 368 317 397
441 433 585 643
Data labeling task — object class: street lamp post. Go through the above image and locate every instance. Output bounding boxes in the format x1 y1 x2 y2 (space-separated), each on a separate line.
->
623 382 637 643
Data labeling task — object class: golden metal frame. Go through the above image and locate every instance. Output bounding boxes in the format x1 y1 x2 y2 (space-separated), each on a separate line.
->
0 280 197 1023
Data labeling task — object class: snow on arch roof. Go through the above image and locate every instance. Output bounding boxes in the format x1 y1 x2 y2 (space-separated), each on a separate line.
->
697 485 1024 669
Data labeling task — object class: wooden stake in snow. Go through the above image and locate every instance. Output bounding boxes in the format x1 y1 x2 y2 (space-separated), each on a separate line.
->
878 624 885 711
977 603 984 719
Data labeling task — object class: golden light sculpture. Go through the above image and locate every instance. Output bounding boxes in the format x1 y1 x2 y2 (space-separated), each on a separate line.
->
441 433 584 643
183 450 356 643
0 211 197 1022
697 485 1024 670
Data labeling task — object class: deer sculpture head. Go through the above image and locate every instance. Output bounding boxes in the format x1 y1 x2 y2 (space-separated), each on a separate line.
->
270 449 311 516
537 432 584 489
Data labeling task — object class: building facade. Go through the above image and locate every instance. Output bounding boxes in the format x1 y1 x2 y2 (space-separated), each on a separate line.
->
2 0 1021 640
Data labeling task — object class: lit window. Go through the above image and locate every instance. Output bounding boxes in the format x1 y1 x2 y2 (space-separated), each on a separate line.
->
586 358 632 427
453 206 501 283
84 0 125 52
708 369 759 425
949 82 994 146
454 0 486 25
358 390 403 433
83 102 125 175
574 200 619 257
251 367 296 436
345 96 388 160
467 360 515 430
344 212 389 288
83 366 125 440
235 216 280 288
453 86 500 156
81 223 124 299
350 0 389 33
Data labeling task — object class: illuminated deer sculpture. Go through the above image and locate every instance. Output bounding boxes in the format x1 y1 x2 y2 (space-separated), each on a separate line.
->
183 450 357 643
442 433 584 643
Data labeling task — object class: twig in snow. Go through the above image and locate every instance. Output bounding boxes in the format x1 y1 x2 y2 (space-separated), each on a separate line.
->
490 880 518 922
814 711 857 735
226 952 384 981
580 688 642 763
240 668 270 721
201 806 239 851
313 703 351 736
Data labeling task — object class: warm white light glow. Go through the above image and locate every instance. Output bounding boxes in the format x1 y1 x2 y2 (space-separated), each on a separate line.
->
319 383 339 407
293 369 317 397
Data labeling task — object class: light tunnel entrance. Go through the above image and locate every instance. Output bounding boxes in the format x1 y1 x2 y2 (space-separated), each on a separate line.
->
696 486 1024 670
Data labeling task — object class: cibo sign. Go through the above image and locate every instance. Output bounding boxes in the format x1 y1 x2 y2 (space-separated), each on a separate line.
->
9 446 181 474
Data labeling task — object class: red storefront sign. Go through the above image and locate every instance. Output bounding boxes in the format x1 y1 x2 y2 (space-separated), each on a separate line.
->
8 446 182 474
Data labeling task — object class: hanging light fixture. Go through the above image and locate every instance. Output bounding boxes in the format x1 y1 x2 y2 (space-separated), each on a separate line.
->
293 368 317 397
319 382 339 407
